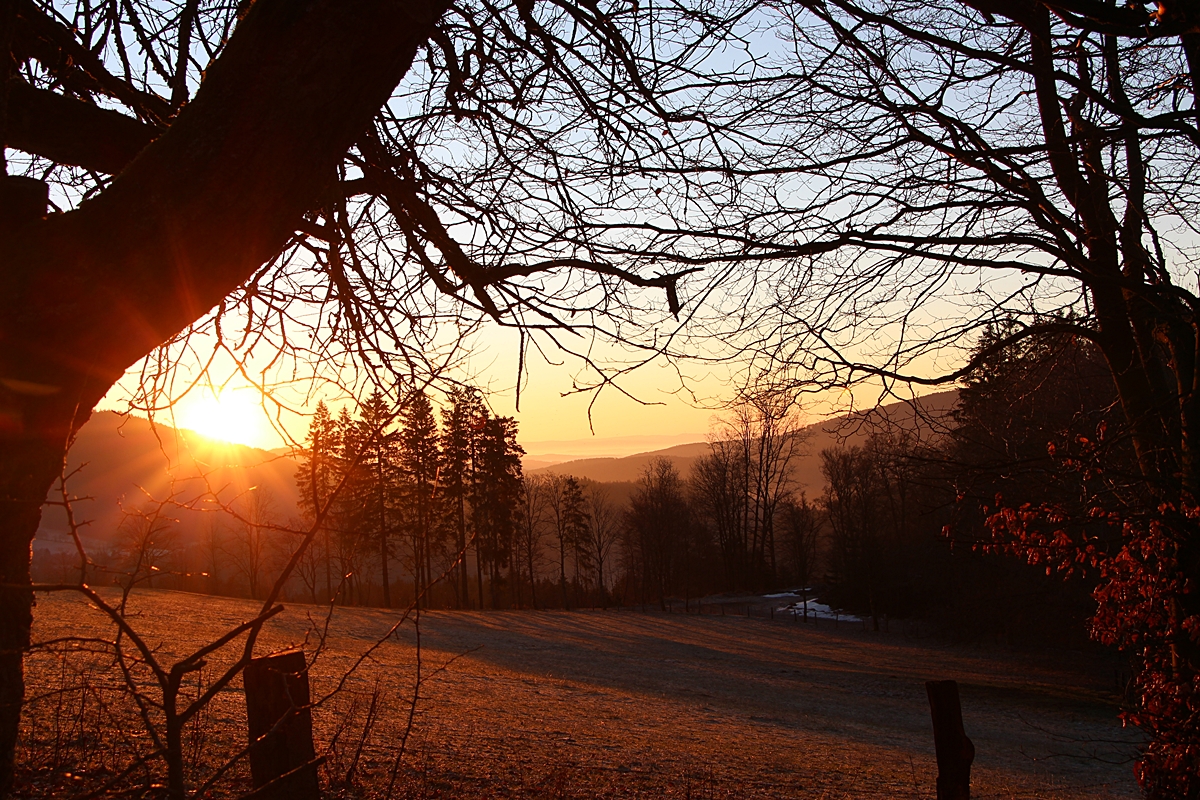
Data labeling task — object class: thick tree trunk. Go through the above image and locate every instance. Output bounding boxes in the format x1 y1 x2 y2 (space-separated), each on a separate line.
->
0 389 93 792
0 0 450 785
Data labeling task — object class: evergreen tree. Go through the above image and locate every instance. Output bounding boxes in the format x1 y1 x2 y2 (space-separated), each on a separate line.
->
440 387 486 608
398 389 441 606
356 391 402 608
295 400 340 602
333 406 371 605
473 415 524 608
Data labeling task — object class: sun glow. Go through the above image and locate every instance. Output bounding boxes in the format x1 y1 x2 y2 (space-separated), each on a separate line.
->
175 389 269 448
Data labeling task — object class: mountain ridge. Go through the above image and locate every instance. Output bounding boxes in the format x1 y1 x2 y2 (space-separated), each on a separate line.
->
527 390 958 488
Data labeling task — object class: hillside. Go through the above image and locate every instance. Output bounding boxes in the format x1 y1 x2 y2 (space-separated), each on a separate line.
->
24 588 1139 798
530 389 958 490
36 411 301 556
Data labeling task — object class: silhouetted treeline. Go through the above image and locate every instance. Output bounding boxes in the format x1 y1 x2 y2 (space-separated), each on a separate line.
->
46 335 1125 647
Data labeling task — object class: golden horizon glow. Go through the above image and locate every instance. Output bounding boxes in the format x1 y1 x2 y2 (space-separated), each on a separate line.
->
174 389 269 448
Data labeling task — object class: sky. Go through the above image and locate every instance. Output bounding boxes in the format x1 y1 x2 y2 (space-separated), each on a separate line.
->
95 295 935 459
98 328 733 459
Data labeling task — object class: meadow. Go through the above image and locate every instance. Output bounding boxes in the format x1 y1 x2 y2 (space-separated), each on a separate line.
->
19 590 1141 798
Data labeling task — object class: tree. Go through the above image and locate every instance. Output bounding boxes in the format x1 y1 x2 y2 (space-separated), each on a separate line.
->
440 387 485 608
780 494 819 620
691 442 749 589
626 458 690 610
581 485 622 608
333 406 372 606
223 488 280 601
546 474 588 609
514 474 551 609
397 389 442 607
691 391 803 590
821 445 884 625
296 400 342 602
820 434 928 630
472 415 524 608
356 391 403 607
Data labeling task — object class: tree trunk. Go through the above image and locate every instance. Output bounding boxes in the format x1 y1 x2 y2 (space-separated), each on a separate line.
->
0 396 80 793
558 534 569 610
457 496 468 608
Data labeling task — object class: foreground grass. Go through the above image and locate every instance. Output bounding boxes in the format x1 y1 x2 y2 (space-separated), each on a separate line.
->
18 589 1141 798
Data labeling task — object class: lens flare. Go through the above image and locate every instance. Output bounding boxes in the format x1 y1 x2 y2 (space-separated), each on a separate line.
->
175 389 266 448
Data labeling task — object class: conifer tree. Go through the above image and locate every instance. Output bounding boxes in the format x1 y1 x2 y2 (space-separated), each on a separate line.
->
333 406 370 604
295 400 341 602
440 387 486 607
398 389 441 606
473 415 524 608
356 391 402 608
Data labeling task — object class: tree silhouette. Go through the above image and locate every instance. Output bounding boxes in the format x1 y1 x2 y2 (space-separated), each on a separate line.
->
398 389 442 607
473 415 524 608
440 387 485 608
546 474 588 610
296 400 341 602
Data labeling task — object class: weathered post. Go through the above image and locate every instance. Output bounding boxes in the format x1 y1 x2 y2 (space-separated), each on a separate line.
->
926 680 974 800
243 649 320 800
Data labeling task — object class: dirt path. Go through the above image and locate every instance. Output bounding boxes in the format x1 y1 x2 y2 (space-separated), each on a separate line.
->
24 590 1141 798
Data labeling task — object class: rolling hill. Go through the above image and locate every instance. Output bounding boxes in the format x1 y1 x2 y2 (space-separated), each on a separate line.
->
36 411 301 557
528 390 959 491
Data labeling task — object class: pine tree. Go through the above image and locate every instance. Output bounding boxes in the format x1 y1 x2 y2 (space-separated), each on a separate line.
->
295 400 340 602
473 415 524 608
440 387 486 608
356 391 402 608
398 389 441 607
333 406 370 605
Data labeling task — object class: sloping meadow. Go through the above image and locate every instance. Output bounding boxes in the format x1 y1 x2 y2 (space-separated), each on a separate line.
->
18 588 1139 798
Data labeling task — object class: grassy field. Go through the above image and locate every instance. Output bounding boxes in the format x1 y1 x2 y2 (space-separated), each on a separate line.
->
19 589 1142 798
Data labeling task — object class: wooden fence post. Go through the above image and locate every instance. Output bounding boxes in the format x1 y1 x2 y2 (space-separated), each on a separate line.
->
243 649 320 800
925 680 974 800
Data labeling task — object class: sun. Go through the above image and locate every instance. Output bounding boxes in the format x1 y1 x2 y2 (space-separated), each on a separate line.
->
175 389 268 448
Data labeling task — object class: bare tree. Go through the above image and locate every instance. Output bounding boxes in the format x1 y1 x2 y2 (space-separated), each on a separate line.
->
222 488 281 601
626 458 690 611
780 494 820 621
112 504 178 593
545 474 588 610
693 389 804 589
581 484 622 608
514 474 550 609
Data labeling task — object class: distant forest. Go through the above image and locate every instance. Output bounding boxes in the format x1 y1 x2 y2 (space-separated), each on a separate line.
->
35 330 1114 649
